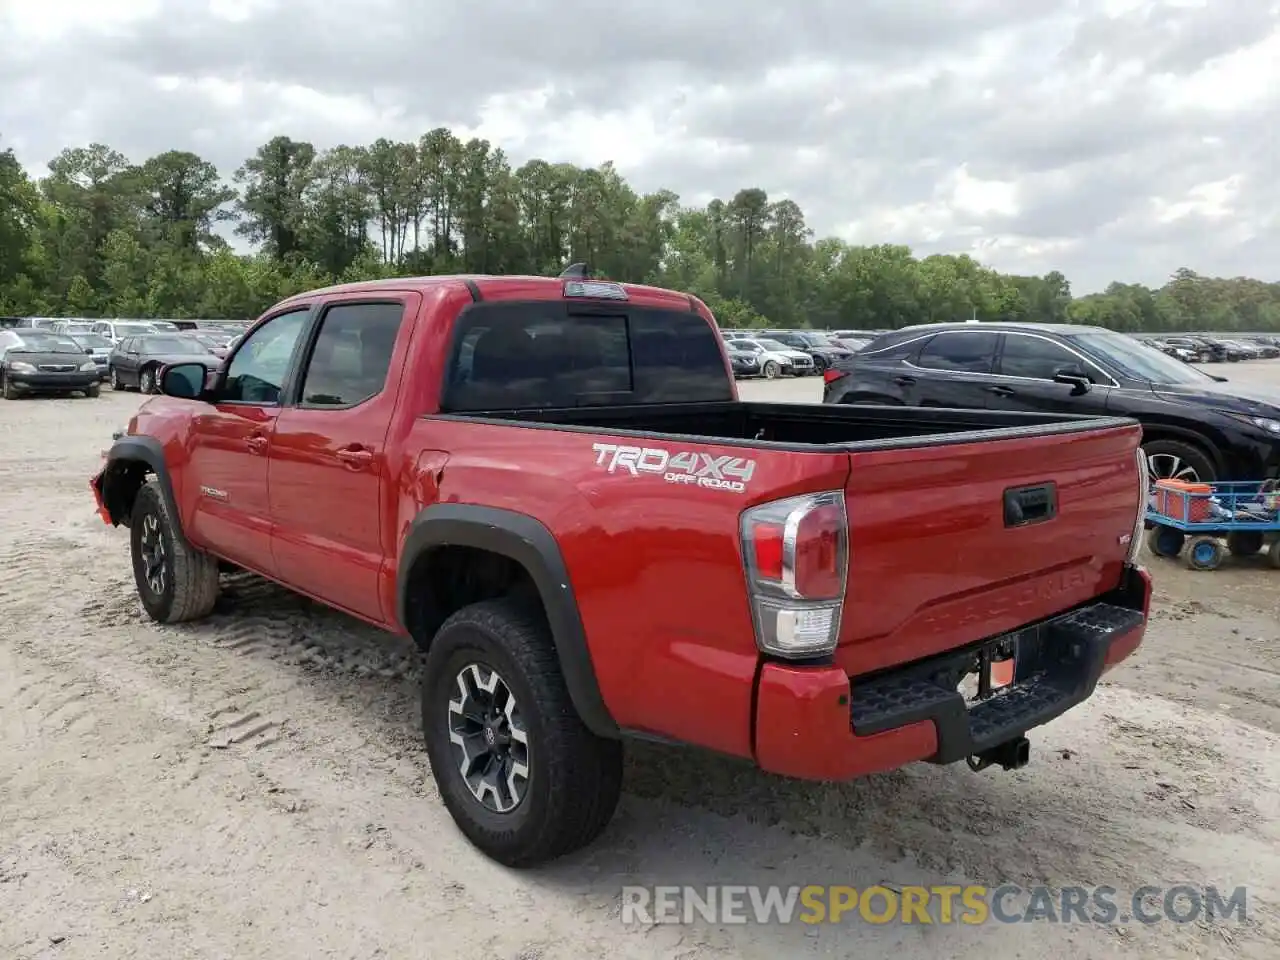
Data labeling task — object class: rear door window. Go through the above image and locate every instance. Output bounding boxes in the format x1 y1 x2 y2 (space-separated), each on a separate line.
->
442 303 731 410
915 331 998 374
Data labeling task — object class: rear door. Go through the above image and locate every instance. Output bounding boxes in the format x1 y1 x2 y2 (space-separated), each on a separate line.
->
268 295 418 622
905 330 1000 408
986 331 1113 415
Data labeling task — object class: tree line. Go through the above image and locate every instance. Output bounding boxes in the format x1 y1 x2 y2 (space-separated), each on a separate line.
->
1 132 1277 331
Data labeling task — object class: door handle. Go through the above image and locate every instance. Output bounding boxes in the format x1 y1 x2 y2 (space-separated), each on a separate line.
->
336 447 374 469
893 375 916 386
246 434 269 454
986 385 1015 396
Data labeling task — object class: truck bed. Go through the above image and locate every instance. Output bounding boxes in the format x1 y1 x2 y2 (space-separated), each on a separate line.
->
434 400 1134 449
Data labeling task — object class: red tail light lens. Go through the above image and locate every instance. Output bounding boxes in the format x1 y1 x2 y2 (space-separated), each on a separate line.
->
823 368 846 384
792 502 844 597
740 491 849 658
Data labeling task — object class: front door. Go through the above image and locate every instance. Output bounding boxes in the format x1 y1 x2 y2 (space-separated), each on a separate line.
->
269 297 415 622
184 308 312 572
987 332 1113 415
907 330 1001 409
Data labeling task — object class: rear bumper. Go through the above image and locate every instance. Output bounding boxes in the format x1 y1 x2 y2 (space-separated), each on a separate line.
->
753 565 1151 781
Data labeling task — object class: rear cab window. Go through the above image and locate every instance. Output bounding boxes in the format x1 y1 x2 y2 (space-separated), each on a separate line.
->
441 302 731 411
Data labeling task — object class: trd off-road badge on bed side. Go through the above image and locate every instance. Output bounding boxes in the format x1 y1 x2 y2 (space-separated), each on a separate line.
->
591 443 756 493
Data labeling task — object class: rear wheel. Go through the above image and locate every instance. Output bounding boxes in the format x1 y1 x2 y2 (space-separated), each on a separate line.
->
1146 526 1185 559
1226 532 1264 556
421 598 623 867
812 354 827 373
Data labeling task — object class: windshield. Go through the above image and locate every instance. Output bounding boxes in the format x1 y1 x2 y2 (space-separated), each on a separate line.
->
71 334 112 349
141 337 208 354
1070 331 1218 385
15 334 81 354
756 339 790 352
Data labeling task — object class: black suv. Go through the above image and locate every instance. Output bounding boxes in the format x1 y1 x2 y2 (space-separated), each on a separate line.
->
823 322 1280 483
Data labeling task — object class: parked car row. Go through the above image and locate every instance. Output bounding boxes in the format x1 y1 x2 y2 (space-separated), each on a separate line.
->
822 321 1280 487
1143 333 1280 363
717 327 880 378
0 326 226 400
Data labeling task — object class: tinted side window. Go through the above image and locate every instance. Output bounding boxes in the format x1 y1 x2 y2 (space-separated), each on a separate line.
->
916 332 998 373
999 334 1082 380
442 303 731 411
299 302 407 407
222 309 309 404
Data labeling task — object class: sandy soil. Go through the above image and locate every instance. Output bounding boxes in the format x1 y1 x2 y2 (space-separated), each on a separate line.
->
2 379 1279 960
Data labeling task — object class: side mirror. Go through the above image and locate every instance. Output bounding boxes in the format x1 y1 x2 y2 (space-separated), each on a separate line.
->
85 348 94 355
159 362 209 400
1052 366 1092 395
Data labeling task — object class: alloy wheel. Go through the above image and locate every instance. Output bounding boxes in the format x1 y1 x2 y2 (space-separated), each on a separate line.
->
447 663 530 813
1147 452 1200 484
139 513 167 595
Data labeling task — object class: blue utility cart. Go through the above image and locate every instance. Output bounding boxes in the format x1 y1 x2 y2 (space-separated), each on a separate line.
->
1145 479 1280 570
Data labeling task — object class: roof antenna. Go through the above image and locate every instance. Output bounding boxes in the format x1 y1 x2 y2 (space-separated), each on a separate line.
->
559 262 590 279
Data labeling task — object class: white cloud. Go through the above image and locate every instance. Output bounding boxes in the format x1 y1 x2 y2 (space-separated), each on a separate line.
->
1 0 1278 292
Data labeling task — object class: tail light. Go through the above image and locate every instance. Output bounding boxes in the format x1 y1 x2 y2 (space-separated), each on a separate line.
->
740 491 848 658
1126 447 1150 564
823 368 847 384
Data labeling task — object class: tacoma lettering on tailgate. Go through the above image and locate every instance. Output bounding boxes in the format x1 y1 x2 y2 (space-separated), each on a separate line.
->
591 443 756 493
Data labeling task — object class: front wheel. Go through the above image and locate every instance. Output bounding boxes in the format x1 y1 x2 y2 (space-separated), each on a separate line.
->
110 367 124 391
1184 535 1224 571
763 360 780 379
421 598 623 867
1 373 17 400
129 479 221 622
85 383 101 399
1143 439 1216 485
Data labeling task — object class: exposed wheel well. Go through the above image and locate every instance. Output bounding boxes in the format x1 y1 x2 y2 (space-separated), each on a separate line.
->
402 545 545 652
99 458 155 527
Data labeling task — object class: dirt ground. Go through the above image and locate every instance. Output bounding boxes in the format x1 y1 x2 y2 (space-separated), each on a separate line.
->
2 374 1279 960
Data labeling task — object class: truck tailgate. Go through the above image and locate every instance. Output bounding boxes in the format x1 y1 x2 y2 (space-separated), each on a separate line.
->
836 422 1143 678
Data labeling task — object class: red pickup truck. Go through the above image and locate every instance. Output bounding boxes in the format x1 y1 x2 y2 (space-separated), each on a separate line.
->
91 272 1152 867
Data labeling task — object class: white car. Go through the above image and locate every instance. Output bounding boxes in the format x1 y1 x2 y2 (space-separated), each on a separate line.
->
90 320 162 345
726 337 814 377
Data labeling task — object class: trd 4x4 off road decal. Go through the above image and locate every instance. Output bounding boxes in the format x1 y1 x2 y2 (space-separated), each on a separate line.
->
591 443 756 493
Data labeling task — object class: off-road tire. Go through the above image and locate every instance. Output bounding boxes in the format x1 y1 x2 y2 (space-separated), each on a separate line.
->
139 365 158 394
129 479 220 623
763 360 780 379
421 597 623 868
85 383 101 399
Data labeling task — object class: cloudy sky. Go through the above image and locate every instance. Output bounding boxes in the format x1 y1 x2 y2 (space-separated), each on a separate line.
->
2 0 1277 293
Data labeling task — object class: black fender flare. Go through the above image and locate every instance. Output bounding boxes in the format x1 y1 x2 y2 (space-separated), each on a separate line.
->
99 436 188 546
397 503 618 738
